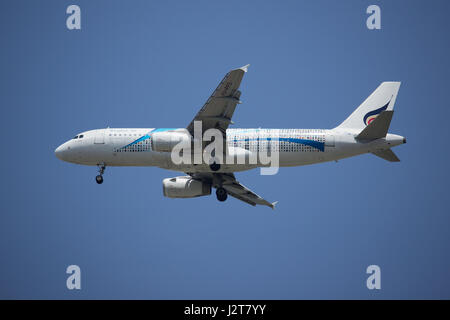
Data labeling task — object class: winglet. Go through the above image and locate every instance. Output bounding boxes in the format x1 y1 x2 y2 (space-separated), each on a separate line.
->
239 64 250 73
270 201 278 209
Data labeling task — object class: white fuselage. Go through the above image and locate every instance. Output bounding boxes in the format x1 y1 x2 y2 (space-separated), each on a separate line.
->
55 127 405 172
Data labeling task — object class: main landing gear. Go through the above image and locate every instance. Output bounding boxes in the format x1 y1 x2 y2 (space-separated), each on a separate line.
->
216 187 227 202
209 162 220 172
95 163 106 184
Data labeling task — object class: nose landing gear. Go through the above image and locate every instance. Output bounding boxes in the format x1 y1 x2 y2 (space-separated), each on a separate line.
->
95 163 106 184
95 175 103 184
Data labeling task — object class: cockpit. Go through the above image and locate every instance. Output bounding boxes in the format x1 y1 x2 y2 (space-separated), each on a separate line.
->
73 134 84 139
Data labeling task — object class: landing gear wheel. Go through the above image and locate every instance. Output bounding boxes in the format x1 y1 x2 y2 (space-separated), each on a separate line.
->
95 175 103 184
216 187 227 202
210 162 221 172
95 163 106 184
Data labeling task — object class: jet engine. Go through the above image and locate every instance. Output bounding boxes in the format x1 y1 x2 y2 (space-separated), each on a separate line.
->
162 176 211 198
151 131 191 153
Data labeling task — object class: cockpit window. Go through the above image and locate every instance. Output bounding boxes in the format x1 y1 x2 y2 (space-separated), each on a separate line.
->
79 135 84 138
73 135 78 139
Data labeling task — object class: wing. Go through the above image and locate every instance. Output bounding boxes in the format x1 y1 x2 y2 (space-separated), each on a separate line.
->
189 172 278 209
186 65 249 136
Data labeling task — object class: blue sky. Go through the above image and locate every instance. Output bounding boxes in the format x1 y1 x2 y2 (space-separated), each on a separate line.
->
1 0 449 299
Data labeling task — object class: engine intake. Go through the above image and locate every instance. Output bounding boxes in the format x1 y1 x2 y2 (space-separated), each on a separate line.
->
162 176 211 198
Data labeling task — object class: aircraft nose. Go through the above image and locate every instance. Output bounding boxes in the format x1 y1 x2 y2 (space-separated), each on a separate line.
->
55 144 64 160
55 143 70 161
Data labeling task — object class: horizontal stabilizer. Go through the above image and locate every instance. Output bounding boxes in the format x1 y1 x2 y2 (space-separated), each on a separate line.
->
356 111 393 140
372 149 400 162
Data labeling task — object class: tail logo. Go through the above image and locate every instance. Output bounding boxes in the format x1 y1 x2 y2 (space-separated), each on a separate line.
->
363 99 391 126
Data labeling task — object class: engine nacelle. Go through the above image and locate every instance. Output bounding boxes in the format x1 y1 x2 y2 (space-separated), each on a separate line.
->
151 131 191 153
162 176 211 198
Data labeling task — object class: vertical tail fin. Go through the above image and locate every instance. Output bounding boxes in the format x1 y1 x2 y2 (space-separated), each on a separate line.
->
337 82 401 130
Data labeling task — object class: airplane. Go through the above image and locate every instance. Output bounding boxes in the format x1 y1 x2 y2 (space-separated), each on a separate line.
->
55 65 406 208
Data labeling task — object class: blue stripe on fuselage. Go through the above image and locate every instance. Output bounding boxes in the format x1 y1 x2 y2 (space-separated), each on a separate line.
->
119 128 177 149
